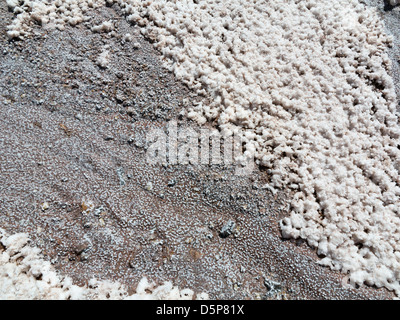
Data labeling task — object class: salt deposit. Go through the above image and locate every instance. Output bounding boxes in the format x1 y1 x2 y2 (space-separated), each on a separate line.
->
96 47 111 68
5 0 400 296
0 228 208 300
91 20 114 33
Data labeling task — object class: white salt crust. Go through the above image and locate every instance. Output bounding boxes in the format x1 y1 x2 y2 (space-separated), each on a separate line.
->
96 47 111 68
5 0 400 296
0 229 208 300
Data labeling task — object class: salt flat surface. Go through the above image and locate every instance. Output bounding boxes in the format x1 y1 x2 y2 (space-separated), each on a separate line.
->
4 0 400 296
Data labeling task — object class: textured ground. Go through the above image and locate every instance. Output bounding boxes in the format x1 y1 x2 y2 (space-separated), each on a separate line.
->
364 0 400 100
0 1 398 299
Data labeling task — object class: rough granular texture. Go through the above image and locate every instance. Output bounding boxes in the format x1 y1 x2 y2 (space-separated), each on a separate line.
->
0 229 207 300
5 0 400 295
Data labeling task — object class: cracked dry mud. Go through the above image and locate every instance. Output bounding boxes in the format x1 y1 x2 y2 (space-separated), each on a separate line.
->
0 2 398 299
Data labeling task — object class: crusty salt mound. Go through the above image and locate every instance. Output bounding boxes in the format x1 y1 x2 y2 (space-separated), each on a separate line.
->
5 0 400 295
0 229 208 300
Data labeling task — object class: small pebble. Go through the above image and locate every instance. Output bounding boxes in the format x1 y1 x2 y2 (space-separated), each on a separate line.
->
41 202 49 211
145 181 153 191
167 179 176 187
219 220 236 238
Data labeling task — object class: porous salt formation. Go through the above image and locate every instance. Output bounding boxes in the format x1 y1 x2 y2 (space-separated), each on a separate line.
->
0 229 208 300
5 0 108 38
96 47 111 68
5 0 400 296
91 20 114 33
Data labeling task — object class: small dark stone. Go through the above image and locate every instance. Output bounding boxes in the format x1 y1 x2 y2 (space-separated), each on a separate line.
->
219 220 236 238
74 243 88 255
167 179 176 187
